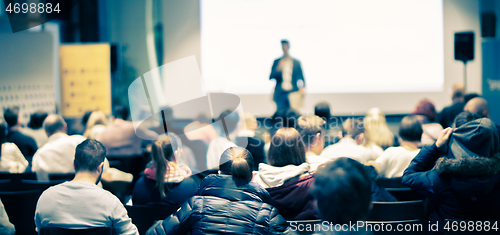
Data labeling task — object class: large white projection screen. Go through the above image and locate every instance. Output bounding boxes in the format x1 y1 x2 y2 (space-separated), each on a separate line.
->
201 0 444 95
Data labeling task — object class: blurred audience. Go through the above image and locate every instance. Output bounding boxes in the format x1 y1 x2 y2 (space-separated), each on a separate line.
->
439 83 465 128
0 120 28 173
375 115 422 178
253 128 317 220
321 118 378 163
132 137 198 206
296 115 330 171
364 107 394 150
206 110 240 170
83 111 108 139
3 107 37 157
412 99 443 146
235 112 266 170
146 147 288 235
35 139 138 234
97 106 158 156
20 110 49 148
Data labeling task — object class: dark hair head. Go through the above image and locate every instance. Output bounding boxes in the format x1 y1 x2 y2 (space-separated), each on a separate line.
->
219 147 254 182
413 99 437 122
314 102 331 122
268 128 306 167
281 39 289 45
216 110 240 134
297 115 325 147
43 115 67 136
464 93 480 105
113 106 130 120
399 115 423 142
453 111 486 128
28 110 48 129
311 157 372 224
81 110 94 127
151 137 176 198
341 118 364 138
74 139 106 172
3 107 19 128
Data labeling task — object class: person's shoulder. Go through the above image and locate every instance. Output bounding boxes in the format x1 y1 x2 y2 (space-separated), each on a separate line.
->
1 143 20 154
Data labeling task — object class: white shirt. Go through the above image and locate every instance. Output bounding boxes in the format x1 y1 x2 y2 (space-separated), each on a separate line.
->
206 136 237 170
32 133 86 181
35 181 138 234
375 146 420 178
0 143 29 173
320 137 375 163
20 128 48 148
281 57 293 91
306 152 330 172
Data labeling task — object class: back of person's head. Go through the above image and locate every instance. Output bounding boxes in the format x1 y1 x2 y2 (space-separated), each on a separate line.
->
243 112 258 131
311 157 372 224
3 107 19 128
453 111 486 128
28 110 48 129
399 116 423 142
464 97 490 118
86 111 108 129
297 115 325 148
219 147 254 182
113 106 130 120
74 139 106 173
272 108 301 130
268 128 306 167
412 99 437 122
342 118 364 138
81 110 93 127
43 114 67 137
363 108 394 148
314 102 331 122
151 136 176 198
451 83 465 103
216 110 240 135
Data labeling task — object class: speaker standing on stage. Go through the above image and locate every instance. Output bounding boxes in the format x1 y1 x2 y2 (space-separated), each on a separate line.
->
270 40 305 111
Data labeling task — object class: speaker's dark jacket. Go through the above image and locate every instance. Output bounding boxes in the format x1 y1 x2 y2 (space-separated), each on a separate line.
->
270 57 305 102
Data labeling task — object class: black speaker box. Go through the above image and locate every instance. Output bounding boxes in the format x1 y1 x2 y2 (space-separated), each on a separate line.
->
454 32 474 62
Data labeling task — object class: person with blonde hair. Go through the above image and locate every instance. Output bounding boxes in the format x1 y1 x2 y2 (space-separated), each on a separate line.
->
83 111 108 139
364 107 394 150
132 135 198 206
146 146 289 234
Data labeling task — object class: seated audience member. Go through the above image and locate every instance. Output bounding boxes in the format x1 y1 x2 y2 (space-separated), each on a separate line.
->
310 158 372 235
206 110 240 170
296 115 330 171
97 106 158 156
463 93 480 105
32 114 87 181
321 119 377 163
146 147 288 235
314 102 338 147
236 112 266 170
132 137 198 206
21 110 49 147
0 120 28 173
464 97 500 135
439 83 465 128
83 111 108 139
375 115 422 178
184 114 217 145
35 139 138 234
253 128 317 220
3 107 37 158
412 99 443 146
0 199 15 235
364 107 394 150
403 118 500 234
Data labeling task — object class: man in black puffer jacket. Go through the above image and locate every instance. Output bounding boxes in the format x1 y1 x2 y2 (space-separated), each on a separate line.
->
403 117 500 234
146 174 289 235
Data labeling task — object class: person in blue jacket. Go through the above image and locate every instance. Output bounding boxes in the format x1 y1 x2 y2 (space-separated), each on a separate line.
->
403 113 500 234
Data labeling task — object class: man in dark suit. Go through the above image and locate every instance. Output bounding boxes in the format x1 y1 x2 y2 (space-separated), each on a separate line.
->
269 40 305 111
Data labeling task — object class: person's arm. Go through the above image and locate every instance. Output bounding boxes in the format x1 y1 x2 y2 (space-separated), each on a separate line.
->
146 199 194 235
268 207 289 234
111 202 139 235
296 61 305 87
402 128 452 199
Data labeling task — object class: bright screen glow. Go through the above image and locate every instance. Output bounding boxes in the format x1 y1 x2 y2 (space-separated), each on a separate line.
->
201 0 444 94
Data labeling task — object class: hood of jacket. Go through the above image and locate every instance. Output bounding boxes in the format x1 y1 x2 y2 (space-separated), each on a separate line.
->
197 174 272 203
256 162 311 188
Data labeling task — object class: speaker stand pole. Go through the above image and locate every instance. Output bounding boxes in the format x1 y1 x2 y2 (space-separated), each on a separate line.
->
463 60 468 92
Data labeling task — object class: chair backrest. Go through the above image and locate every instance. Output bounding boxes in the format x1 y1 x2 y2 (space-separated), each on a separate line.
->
125 204 180 235
368 200 425 222
0 190 42 235
101 180 133 203
0 172 37 182
287 220 322 235
20 180 66 192
386 188 425 201
0 179 13 191
376 177 406 188
39 227 112 235
48 173 75 181
106 154 148 177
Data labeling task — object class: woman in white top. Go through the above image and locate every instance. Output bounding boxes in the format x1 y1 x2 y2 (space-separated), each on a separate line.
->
0 120 28 173
375 115 422 178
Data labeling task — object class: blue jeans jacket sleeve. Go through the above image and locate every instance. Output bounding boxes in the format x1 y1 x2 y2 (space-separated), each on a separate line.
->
402 144 442 200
